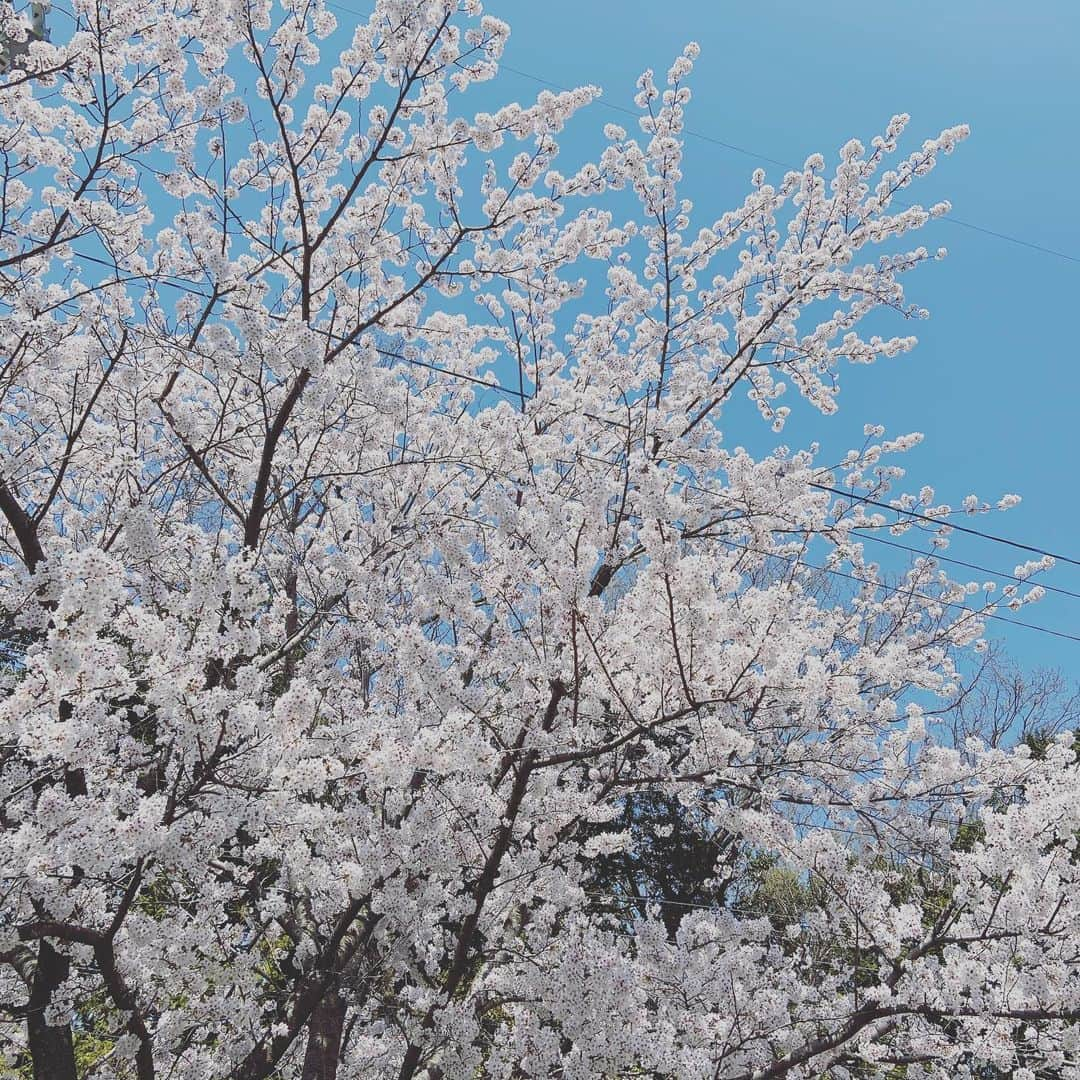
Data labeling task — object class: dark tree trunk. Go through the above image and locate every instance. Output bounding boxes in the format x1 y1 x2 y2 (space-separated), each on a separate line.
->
300 990 347 1080
27 940 77 1080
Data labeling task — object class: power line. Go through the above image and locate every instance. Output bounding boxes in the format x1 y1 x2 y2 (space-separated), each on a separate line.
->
811 483 1080 569
715 534 1080 646
63 251 1080 610
287 0 1076 267
627 451 1080 638
674 472 1080 607
361 347 1080 621
594 469 1079 641
496 63 791 172
496 63 1080 266
851 531 1080 604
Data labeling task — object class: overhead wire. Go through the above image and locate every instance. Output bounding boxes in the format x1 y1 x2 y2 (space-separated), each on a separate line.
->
314 0 1080 604
672 475 1080 591
672 469 1080 640
847 531 1080 604
366 343 1080 579
66 281 1080 641
710 534 1080 645
810 483 1080 569
682 458 1080 601
318 0 1079 266
494 63 1080 266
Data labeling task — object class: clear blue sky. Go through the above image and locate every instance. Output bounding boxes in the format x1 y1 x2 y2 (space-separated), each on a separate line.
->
483 0 1080 674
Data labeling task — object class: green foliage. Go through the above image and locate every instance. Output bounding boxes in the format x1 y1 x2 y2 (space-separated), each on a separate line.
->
3 990 119 1080
255 932 295 994
584 790 729 937
951 819 986 854
733 853 827 926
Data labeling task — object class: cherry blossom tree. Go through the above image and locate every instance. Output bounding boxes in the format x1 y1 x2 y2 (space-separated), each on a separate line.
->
0 1 1077 1078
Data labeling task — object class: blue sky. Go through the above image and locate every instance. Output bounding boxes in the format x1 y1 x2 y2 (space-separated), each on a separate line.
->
481 0 1080 674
